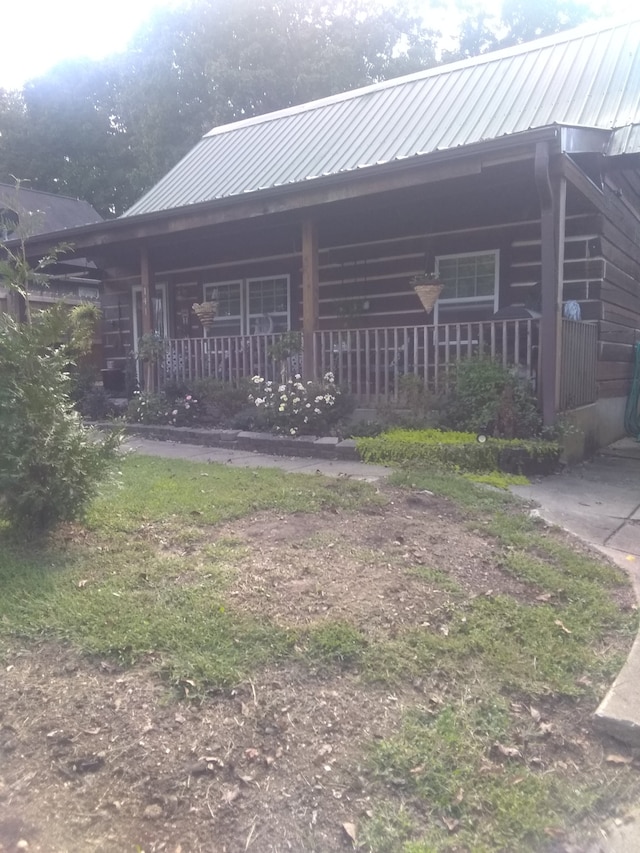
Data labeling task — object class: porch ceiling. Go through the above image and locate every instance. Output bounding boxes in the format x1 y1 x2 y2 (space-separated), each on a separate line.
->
89 159 540 277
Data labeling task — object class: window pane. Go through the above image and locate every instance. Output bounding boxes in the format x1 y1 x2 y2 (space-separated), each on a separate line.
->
247 277 289 322
205 282 241 318
437 253 496 303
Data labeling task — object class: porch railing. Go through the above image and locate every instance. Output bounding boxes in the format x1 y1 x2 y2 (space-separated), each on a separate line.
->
164 318 539 403
560 319 597 410
165 334 300 386
314 319 538 404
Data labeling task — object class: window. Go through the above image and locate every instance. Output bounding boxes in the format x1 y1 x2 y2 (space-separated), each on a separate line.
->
204 276 290 335
435 251 499 307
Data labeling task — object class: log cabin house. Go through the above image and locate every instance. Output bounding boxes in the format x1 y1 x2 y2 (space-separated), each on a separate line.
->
16 16 640 451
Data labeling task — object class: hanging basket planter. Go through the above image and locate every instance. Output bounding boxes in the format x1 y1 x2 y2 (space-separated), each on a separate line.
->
412 277 443 314
192 301 218 329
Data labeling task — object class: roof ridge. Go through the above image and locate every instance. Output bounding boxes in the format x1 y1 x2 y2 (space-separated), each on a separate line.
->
204 14 640 140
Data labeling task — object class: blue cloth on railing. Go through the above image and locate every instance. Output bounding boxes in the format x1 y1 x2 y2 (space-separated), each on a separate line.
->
563 300 581 321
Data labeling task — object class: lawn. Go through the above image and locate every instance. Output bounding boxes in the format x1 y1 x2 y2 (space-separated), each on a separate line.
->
0 454 638 853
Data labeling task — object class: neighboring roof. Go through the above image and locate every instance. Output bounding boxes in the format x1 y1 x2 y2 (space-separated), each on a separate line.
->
124 16 640 218
0 184 103 237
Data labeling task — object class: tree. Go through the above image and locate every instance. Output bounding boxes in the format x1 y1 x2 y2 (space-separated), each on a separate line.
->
0 59 133 216
1 0 439 212
0 232 121 531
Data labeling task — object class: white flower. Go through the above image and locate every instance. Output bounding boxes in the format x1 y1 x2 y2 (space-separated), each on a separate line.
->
292 397 300 404
294 373 301 380
279 384 286 392
172 409 178 416
251 375 263 384
254 397 265 407
306 403 311 408
290 428 296 434
315 395 324 403
279 404 285 412
324 372 335 383
314 407 321 414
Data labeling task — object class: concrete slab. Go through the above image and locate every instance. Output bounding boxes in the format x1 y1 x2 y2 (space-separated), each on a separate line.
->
606 521 640 557
594 632 640 745
123 437 390 482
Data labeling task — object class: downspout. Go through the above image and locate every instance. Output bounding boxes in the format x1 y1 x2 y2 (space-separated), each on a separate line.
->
535 141 563 427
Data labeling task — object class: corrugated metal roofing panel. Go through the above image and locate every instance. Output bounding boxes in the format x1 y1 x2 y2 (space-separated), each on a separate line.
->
123 17 640 218
608 123 640 155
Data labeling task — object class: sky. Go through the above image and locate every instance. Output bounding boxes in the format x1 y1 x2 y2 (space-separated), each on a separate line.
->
0 0 636 91
0 0 175 90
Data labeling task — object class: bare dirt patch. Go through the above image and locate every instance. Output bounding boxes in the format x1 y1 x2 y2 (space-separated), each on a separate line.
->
0 486 638 853
219 489 531 635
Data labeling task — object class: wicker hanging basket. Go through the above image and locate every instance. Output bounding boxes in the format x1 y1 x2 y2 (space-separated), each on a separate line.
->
413 280 443 314
192 301 219 329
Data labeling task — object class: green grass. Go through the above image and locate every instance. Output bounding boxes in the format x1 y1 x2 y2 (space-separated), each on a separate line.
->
0 454 381 687
88 454 379 532
367 699 598 853
0 453 637 850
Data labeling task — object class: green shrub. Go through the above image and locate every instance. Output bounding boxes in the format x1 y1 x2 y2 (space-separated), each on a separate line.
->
126 391 171 424
0 316 121 532
192 377 251 420
441 358 542 438
356 428 560 475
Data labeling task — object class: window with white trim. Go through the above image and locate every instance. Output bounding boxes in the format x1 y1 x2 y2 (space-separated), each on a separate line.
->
435 250 499 308
203 276 290 336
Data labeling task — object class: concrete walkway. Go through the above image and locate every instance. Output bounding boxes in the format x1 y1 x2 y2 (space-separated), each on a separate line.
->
124 435 391 481
512 438 640 594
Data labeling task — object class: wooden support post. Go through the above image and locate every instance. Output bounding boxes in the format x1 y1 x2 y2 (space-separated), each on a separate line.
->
535 142 564 427
140 244 155 391
302 219 319 380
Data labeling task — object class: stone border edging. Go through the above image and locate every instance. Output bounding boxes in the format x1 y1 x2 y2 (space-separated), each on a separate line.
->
97 422 361 462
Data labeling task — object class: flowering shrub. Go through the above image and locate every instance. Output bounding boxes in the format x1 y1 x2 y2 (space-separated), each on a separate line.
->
167 393 201 426
249 373 347 436
126 391 202 426
126 392 170 425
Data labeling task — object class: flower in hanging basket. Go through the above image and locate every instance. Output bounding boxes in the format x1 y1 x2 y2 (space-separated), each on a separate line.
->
192 301 219 327
410 272 443 314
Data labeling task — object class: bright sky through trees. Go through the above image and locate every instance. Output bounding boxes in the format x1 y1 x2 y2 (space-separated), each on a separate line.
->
0 0 173 90
0 0 634 91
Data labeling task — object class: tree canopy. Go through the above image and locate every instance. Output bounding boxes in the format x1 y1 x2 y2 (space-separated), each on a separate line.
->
0 0 596 217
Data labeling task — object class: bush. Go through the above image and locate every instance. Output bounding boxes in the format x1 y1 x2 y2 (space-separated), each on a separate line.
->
126 391 171 425
192 378 251 421
248 372 352 436
126 390 202 426
441 358 542 439
0 316 121 532
356 428 561 475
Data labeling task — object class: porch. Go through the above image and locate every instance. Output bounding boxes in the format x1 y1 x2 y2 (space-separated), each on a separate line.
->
163 317 537 404
162 316 597 411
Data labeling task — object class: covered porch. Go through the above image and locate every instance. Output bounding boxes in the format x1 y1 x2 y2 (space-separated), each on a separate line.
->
161 316 596 411
166 317 540 400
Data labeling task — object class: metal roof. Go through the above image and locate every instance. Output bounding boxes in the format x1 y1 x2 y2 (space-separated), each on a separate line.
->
123 16 640 218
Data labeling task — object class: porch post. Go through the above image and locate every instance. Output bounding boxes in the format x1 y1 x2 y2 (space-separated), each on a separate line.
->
535 142 565 427
140 244 155 391
301 219 319 380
